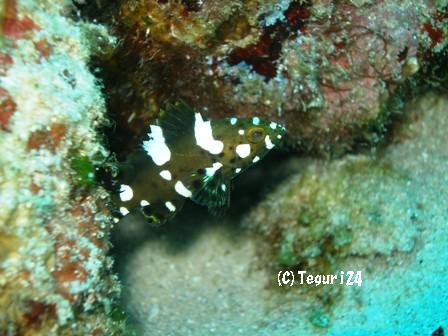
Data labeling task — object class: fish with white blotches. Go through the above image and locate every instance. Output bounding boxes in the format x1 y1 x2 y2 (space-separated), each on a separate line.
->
114 101 286 226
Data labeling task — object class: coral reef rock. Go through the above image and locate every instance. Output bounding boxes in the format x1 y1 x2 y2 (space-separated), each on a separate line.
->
244 92 448 334
104 0 445 155
0 0 126 334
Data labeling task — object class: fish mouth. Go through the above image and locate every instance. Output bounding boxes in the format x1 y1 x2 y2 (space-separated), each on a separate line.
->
277 124 287 136
272 124 287 144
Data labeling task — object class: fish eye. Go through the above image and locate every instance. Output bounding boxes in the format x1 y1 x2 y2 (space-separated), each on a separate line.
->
247 127 265 143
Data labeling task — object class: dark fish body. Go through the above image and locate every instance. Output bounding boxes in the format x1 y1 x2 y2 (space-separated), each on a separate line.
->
115 102 286 225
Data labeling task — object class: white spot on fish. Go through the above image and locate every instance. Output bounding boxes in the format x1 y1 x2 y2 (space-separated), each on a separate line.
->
165 201 176 212
194 113 224 154
143 125 171 166
119 184 134 202
235 168 242 174
252 155 260 163
252 117 260 125
235 143 251 158
270 121 277 129
205 162 223 177
238 129 244 135
140 200 150 207
230 117 238 125
175 180 192 198
119 206 130 216
265 135 274 149
221 184 227 191
159 170 172 181
277 134 282 139
113 217 120 223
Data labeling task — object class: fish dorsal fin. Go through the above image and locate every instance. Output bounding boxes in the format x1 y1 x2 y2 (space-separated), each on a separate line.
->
156 100 196 143
191 171 231 216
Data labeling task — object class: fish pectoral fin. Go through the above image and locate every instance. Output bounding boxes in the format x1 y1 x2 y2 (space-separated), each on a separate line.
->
191 174 231 216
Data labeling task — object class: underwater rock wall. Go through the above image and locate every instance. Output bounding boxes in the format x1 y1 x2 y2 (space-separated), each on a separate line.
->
104 0 444 156
0 0 125 334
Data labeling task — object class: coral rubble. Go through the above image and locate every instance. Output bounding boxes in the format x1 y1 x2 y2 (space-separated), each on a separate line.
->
0 0 126 334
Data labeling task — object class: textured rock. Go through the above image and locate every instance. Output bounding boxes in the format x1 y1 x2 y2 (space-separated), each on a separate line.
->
98 0 445 156
0 0 127 334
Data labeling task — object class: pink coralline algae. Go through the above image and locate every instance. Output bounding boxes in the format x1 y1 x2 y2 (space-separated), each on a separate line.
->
0 87 16 131
2 0 40 40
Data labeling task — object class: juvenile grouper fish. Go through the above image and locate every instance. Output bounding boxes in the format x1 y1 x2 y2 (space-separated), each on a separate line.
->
115 101 286 226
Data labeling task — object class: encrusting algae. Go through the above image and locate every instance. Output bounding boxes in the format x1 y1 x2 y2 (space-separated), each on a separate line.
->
0 0 130 334
83 0 447 156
